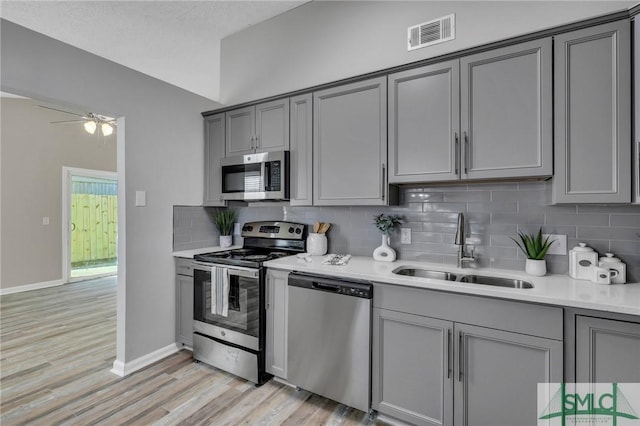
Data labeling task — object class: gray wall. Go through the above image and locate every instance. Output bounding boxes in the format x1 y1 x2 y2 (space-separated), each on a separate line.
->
1 97 117 289
220 1 634 104
222 182 640 282
1 19 221 363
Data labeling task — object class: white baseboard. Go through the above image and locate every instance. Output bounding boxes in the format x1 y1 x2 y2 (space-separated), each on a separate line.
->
110 343 182 377
0 279 64 296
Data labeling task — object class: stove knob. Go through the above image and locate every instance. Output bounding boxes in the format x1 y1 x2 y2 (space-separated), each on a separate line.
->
288 227 294 234
295 228 302 234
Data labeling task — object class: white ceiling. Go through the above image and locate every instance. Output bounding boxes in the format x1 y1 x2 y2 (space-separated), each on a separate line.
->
0 0 308 101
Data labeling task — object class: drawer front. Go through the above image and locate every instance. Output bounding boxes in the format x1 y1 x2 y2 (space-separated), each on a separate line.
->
175 258 194 277
373 283 563 340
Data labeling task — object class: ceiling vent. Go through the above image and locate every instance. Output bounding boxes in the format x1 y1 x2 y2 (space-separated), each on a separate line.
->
408 14 455 51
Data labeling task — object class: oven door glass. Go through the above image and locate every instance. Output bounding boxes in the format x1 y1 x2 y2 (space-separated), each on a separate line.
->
193 267 259 337
222 163 263 194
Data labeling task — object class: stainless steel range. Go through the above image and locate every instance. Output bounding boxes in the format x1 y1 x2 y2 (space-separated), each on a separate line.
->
192 221 306 384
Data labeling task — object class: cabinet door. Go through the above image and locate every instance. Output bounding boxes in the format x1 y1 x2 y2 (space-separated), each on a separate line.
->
204 113 226 207
575 316 640 383
265 269 289 379
289 94 313 206
460 38 552 180
225 106 255 156
634 21 640 204
372 308 453 426
454 324 562 426
553 21 631 203
256 99 289 152
389 60 460 183
313 77 388 205
176 274 193 347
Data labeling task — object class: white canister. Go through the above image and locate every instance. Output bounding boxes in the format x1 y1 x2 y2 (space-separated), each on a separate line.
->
598 253 626 284
591 266 613 285
569 243 598 280
306 233 328 256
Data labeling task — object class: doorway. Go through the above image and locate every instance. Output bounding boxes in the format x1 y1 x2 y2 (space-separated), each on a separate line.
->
62 167 118 283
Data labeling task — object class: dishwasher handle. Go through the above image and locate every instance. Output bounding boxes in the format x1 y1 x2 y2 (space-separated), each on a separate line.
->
312 282 341 292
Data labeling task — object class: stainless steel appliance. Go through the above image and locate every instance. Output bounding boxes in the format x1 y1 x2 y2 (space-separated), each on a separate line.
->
192 221 305 384
287 272 373 412
220 150 289 201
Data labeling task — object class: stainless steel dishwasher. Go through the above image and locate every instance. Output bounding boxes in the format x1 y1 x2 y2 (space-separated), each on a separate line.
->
287 272 373 413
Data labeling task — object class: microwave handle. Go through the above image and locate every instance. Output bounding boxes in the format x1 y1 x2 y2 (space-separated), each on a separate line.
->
263 162 270 189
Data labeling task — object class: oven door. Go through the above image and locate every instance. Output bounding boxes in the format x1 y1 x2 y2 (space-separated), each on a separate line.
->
193 264 261 350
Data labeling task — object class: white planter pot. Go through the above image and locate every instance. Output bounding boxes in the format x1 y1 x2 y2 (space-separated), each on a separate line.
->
525 258 546 276
219 235 233 248
373 234 396 262
306 233 327 256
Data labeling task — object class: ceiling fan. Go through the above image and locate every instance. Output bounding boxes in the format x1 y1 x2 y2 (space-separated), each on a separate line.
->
39 105 116 137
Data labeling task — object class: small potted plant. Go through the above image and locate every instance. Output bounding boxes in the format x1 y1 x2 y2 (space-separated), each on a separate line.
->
372 214 403 262
511 228 554 276
214 209 236 248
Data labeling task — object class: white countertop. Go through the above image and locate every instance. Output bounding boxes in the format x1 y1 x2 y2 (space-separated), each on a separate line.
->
173 245 241 259
264 255 640 316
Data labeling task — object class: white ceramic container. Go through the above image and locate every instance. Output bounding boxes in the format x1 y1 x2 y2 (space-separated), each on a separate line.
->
307 233 328 256
569 243 598 280
598 253 626 284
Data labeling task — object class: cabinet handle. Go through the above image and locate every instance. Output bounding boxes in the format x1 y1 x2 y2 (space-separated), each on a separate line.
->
265 278 270 310
463 132 469 175
447 329 452 379
458 332 464 382
454 133 460 176
255 135 260 150
250 136 255 150
381 164 386 201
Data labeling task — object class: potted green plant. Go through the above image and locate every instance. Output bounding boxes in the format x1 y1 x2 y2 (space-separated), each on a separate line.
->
214 209 236 248
511 228 554 276
372 214 403 262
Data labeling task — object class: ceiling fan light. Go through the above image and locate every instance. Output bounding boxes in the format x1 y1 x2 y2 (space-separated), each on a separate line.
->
101 122 114 136
83 120 97 134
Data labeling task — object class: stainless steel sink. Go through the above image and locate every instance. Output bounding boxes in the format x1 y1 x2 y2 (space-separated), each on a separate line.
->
392 267 534 289
392 267 458 281
458 275 534 289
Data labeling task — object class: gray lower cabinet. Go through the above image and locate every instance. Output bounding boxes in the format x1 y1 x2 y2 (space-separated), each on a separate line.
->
553 20 632 203
225 99 290 156
372 284 563 426
265 269 289 379
388 60 460 183
313 77 394 206
204 113 226 207
575 316 640 383
175 259 194 347
289 94 313 206
460 38 552 180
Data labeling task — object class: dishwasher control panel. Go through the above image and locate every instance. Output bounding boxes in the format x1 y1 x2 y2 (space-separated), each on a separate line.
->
288 272 373 299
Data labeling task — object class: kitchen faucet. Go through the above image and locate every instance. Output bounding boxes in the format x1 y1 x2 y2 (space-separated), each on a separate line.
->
455 212 475 268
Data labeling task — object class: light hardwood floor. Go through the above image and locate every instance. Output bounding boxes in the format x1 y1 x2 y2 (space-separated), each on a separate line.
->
0 277 386 425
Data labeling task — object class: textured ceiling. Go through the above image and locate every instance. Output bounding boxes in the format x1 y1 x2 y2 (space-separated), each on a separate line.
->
0 1 308 101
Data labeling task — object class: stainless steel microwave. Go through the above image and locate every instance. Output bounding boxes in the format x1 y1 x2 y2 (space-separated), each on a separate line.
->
220 150 289 201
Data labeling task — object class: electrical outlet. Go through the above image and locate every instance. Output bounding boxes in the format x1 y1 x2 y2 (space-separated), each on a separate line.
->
543 234 567 255
401 228 412 244
42 217 49 225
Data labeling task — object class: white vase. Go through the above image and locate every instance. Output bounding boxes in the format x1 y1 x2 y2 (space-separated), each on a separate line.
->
306 233 327 256
373 234 396 262
219 235 233 248
525 258 546 276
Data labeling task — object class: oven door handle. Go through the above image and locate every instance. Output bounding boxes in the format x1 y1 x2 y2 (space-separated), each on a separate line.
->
193 262 260 279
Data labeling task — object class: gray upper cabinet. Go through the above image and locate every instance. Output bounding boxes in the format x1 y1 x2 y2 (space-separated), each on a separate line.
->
289 94 313 206
460 38 552 180
553 20 632 203
634 20 639 204
575 316 640 383
204 113 226 207
313 77 391 206
225 99 289 156
388 60 460 183
454 324 562 426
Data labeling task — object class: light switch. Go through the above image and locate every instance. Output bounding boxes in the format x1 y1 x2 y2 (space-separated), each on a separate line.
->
401 228 412 244
135 190 146 207
42 217 49 225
